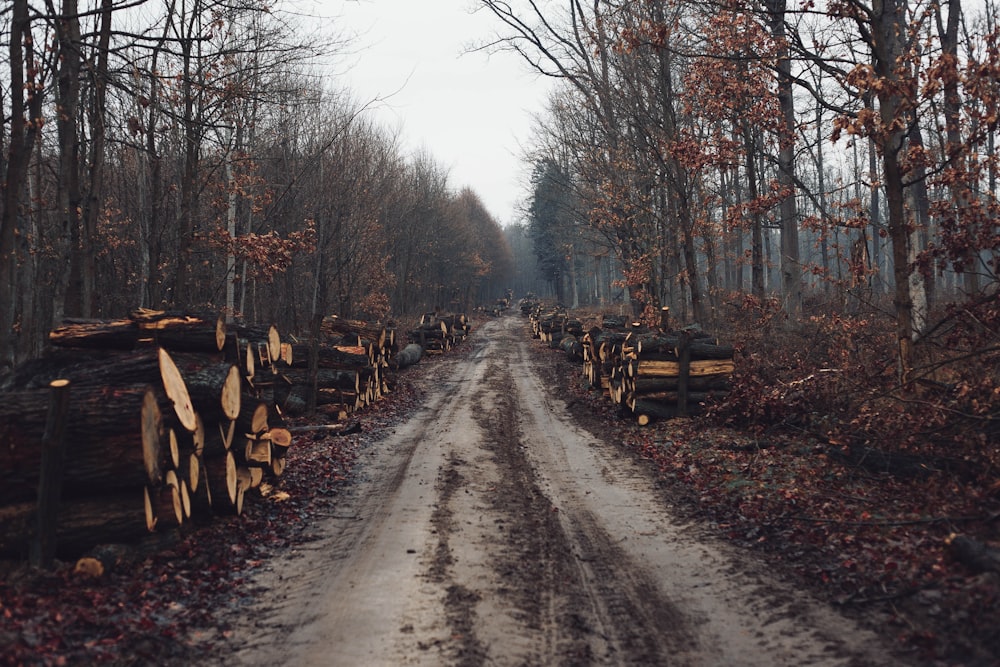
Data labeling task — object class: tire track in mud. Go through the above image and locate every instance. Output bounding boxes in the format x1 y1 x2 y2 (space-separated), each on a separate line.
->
474 359 694 665
230 333 496 667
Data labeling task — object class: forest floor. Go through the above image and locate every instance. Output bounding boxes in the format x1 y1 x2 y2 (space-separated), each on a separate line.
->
0 313 997 665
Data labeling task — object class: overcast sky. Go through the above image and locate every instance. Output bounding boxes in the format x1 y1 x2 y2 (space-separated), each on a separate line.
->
297 0 553 226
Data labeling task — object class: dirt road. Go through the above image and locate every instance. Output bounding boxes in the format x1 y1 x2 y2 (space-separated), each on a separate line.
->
232 316 901 666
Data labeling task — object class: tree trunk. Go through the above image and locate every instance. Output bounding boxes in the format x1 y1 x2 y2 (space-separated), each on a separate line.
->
54 0 83 323
0 0 36 371
873 0 918 380
766 0 802 319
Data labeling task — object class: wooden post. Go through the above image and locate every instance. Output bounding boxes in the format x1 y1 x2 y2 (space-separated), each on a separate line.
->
30 379 71 568
659 306 670 332
677 331 691 417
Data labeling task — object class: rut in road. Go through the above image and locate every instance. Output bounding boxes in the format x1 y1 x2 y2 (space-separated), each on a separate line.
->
230 316 902 667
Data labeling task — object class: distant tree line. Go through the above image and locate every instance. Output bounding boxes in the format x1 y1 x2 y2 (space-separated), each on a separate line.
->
0 0 514 370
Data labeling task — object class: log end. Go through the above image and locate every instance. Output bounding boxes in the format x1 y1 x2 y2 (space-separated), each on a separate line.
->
158 348 197 433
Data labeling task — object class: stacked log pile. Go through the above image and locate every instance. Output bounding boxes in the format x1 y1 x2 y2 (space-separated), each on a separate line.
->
519 294 541 317
620 330 734 425
479 289 515 317
0 306 471 560
544 311 735 426
0 311 258 557
581 316 629 394
408 312 470 354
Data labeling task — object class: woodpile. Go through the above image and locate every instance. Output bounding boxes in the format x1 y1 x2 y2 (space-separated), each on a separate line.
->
0 310 256 557
0 306 472 560
408 312 471 354
276 330 389 419
478 288 515 317
534 308 735 426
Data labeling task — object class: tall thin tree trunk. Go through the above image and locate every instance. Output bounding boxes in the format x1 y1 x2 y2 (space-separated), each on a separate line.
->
766 0 802 318
53 0 83 325
0 0 33 369
873 0 918 380
78 0 114 317
816 102 831 298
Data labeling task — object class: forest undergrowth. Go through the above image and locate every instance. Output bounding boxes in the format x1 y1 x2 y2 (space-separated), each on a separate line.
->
559 293 1000 665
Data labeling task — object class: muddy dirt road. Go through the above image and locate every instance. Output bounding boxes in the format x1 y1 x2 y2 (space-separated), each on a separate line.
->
233 316 901 666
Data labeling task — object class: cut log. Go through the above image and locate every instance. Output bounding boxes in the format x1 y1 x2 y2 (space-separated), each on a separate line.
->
236 400 270 438
265 427 293 448
187 452 201 495
287 344 371 370
232 324 281 366
950 535 1000 574
203 451 238 512
172 360 242 422
270 457 286 477
157 348 197 433
0 384 169 503
243 438 272 467
178 478 191 521
280 368 360 392
146 471 183 531
171 412 205 459
393 343 423 369
632 375 732 393
321 316 388 350
0 493 149 558
630 359 736 378
48 319 140 350
631 399 683 426
132 311 226 353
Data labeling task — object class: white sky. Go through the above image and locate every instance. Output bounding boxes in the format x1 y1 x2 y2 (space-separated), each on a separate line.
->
296 0 554 226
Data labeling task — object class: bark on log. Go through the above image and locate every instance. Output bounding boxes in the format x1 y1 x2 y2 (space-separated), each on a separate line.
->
8 349 163 390
632 375 732 393
1 493 149 558
202 424 232 458
270 457 286 478
631 400 683 426
321 316 387 349
132 312 226 353
280 368 360 392
49 312 227 354
393 343 423 369
0 384 169 503
626 390 723 408
171 360 242 422
48 319 140 350
188 456 213 519
950 535 1000 574
687 342 736 360
288 344 371 370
